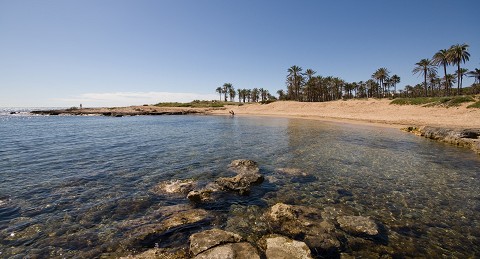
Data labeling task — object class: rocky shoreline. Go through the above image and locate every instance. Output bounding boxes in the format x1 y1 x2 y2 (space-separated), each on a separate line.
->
119 160 385 259
30 106 223 117
403 126 480 155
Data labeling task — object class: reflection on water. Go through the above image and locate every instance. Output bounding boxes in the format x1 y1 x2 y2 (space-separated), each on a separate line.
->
0 115 479 258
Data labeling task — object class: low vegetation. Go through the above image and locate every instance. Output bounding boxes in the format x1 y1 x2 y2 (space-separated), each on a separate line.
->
390 96 475 107
154 100 237 108
467 100 480 108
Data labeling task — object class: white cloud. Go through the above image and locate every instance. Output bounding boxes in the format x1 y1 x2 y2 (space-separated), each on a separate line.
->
52 91 219 107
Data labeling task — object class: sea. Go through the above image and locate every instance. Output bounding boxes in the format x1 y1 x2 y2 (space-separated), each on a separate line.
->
0 108 479 258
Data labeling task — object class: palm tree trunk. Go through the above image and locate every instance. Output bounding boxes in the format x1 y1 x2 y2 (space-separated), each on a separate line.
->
443 64 447 96
457 63 461 95
424 72 428 97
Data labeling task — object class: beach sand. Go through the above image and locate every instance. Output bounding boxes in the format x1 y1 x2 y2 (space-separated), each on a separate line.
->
210 99 480 128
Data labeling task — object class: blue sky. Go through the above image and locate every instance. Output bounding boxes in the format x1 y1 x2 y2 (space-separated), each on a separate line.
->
1 0 479 107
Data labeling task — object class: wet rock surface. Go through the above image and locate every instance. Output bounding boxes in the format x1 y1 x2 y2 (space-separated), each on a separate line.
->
404 126 480 155
187 159 264 201
120 247 189 259
275 167 308 176
194 242 260 259
265 203 341 253
151 179 196 195
337 216 379 236
118 205 211 250
262 235 313 259
189 229 242 256
215 159 264 195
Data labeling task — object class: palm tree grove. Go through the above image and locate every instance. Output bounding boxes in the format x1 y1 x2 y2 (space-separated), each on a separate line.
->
216 43 479 102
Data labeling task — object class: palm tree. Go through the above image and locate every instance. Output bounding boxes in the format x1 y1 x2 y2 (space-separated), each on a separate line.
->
467 68 480 84
304 69 316 80
432 49 451 95
444 74 457 92
448 43 470 95
246 89 252 102
237 89 243 102
229 85 236 102
455 68 469 92
390 75 401 96
277 89 286 100
413 59 437 97
215 87 223 101
287 65 303 101
372 68 390 97
222 83 232 102
428 71 439 96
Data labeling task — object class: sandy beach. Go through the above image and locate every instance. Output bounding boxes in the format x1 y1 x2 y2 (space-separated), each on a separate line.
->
210 99 480 128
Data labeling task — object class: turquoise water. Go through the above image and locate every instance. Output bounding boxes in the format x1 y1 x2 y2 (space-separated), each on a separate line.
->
0 114 479 258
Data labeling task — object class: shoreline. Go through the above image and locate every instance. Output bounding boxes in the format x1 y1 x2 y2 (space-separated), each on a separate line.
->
30 100 480 155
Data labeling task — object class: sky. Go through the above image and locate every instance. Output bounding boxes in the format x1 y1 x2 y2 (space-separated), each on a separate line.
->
0 0 479 107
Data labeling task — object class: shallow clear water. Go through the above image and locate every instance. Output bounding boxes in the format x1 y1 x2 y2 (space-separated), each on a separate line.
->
0 114 479 258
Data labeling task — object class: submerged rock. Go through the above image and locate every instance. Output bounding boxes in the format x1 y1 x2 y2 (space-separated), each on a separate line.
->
337 216 378 236
194 242 260 259
215 159 264 195
151 179 196 195
187 189 212 202
275 168 308 176
120 247 189 259
262 235 313 259
225 205 269 243
120 207 210 249
265 203 341 252
268 203 297 221
228 159 260 174
189 229 242 256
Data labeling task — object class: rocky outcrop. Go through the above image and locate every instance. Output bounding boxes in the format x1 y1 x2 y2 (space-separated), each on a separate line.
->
188 159 264 201
215 159 264 195
403 126 480 155
194 242 260 259
120 247 189 259
118 205 211 249
151 179 196 195
261 235 313 259
189 229 259 259
336 216 378 236
189 229 242 256
265 203 341 253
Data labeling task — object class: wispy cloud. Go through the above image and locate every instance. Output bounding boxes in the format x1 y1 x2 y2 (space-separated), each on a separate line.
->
53 91 219 107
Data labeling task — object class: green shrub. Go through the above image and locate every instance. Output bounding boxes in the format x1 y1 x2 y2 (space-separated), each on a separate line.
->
391 96 475 107
467 101 480 108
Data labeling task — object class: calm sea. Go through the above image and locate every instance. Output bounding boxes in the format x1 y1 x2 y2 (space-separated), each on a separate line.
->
0 110 479 258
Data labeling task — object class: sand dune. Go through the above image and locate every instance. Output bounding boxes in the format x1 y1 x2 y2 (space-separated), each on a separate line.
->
211 99 480 128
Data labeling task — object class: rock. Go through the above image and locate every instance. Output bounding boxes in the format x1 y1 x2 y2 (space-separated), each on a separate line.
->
216 159 263 195
268 203 296 221
120 208 210 248
403 126 480 155
337 216 378 236
275 168 307 176
228 159 259 174
187 189 213 202
215 173 263 195
264 235 313 259
120 247 188 259
265 203 341 252
151 179 196 195
194 242 259 259
225 205 269 243
189 229 242 256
